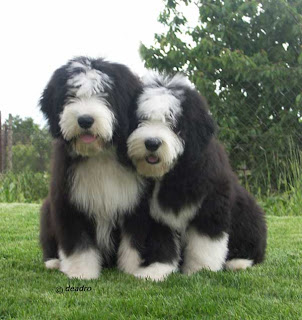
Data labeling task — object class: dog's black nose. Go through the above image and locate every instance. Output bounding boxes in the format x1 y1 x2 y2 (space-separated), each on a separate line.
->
145 138 162 152
78 115 94 129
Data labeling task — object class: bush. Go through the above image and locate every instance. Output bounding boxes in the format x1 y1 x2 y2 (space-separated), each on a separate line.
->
0 171 49 203
4 115 52 174
12 145 38 173
258 145 302 216
140 0 302 193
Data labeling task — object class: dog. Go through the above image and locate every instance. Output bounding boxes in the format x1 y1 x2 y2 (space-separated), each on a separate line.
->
39 56 148 279
120 72 267 281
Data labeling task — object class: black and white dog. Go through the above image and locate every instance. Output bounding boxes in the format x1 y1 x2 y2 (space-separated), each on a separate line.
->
39 57 149 279
120 72 267 281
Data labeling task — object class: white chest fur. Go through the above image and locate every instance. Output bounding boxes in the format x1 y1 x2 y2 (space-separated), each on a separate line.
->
70 150 144 252
150 182 201 231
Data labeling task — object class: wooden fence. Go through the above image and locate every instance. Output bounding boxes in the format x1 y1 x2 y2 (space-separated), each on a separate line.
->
0 112 13 173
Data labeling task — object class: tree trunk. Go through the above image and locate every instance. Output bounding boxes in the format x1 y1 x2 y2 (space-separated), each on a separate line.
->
7 114 13 171
0 111 2 173
2 124 7 172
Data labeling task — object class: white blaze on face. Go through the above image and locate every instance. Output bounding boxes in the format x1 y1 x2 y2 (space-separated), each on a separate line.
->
67 59 113 98
137 87 182 125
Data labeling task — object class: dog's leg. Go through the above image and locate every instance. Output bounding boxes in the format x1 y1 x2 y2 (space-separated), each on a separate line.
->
117 196 149 276
227 184 267 268
50 200 101 279
56 206 101 280
118 229 179 282
182 189 231 274
43 140 101 280
133 223 180 282
118 233 143 275
118 201 180 282
40 198 60 270
182 227 229 274
59 247 101 280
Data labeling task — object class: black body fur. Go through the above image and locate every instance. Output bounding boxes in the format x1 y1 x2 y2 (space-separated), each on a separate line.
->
124 76 267 272
39 57 144 270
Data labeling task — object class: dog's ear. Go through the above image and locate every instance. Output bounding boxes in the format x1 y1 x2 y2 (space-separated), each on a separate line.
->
179 89 216 155
40 68 68 137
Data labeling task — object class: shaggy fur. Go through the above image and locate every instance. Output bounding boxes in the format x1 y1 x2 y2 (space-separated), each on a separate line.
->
39 57 148 279
122 72 267 280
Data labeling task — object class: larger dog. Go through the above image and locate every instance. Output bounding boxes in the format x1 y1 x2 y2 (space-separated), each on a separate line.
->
121 73 267 281
39 57 148 279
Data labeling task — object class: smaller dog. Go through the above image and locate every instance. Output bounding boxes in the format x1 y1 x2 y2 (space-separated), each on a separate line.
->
120 72 267 281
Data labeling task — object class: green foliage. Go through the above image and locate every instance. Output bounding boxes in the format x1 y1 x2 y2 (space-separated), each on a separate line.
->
12 144 37 173
259 144 302 216
0 171 49 203
31 127 52 172
1 115 51 202
140 0 302 192
6 115 40 145
5 115 52 173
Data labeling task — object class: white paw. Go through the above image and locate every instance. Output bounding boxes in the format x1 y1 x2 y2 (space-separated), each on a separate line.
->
118 235 142 274
182 230 228 274
60 267 99 280
225 259 253 271
45 259 60 270
59 248 101 280
182 261 223 275
134 262 177 282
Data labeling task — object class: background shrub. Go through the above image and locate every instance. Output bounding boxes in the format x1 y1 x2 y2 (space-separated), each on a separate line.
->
0 171 49 203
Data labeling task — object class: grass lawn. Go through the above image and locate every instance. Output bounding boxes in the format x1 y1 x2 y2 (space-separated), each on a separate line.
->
0 203 301 320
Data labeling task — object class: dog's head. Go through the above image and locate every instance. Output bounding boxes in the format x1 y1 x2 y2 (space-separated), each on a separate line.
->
127 72 215 178
40 56 140 158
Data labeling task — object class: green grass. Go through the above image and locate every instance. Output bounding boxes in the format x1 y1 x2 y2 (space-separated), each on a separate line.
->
0 204 301 320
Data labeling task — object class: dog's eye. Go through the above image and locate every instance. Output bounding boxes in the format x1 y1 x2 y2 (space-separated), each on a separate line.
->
165 118 177 129
166 112 178 127
139 115 149 122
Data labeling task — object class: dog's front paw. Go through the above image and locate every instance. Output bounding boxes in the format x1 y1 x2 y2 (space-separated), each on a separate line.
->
59 249 101 280
45 259 60 270
134 262 177 282
60 265 100 280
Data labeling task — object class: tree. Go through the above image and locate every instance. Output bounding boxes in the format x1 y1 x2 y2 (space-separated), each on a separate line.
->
31 127 52 172
140 0 302 191
7 116 40 145
5 115 52 173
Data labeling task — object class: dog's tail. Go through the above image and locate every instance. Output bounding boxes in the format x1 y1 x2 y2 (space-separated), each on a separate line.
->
225 259 253 271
